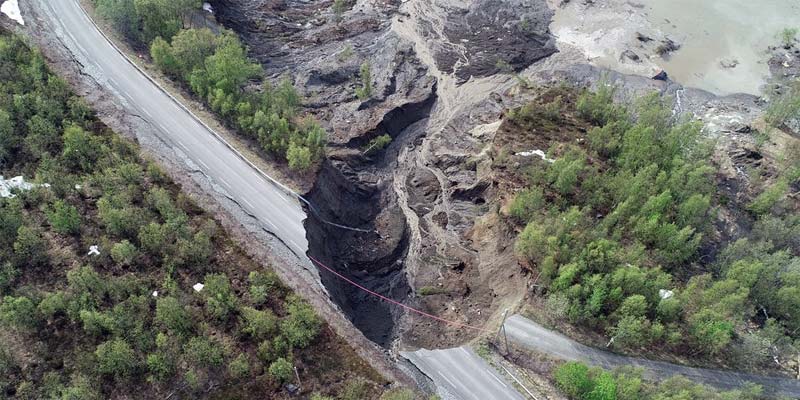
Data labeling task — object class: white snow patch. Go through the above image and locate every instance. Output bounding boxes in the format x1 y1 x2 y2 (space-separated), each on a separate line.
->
515 149 555 163
1 0 24 25
193 283 204 292
87 245 100 256
152 290 158 297
202 2 213 13
659 289 674 300
1 176 49 198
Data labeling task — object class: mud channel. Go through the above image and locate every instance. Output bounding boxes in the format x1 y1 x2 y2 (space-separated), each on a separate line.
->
304 92 437 346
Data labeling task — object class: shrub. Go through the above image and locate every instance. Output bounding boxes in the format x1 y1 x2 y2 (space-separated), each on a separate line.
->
249 270 281 305
79 310 115 336
46 200 81 235
138 222 167 256
576 83 625 126
146 352 175 382
257 337 289 363
240 306 278 340
268 357 293 383
110 240 138 266
332 0 348 23
780 27 798 48
339 378 370 400
183 336 225 368
228 353 251 380
379 388 415 400
363 134 392 156
60 374 101 400
508 187 544 222
748 180 788 215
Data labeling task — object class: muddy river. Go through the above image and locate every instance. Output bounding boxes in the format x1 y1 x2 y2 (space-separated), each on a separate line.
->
552 0 800 95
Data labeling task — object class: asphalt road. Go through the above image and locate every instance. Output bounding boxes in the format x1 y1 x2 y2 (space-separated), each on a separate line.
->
34 0 309 257
401 347 527 400
505 314 800 398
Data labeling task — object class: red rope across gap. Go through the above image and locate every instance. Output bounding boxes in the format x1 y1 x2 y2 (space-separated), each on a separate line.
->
307 255 493 333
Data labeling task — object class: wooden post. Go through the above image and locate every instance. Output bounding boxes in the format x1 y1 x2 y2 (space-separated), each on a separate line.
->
294 366 302 389
495 309 509 344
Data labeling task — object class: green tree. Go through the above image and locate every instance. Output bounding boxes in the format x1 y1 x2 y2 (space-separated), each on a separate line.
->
332 0 347 23
13 226 49 268
355 61 373 100
0 295 38 330
38 291 67 320
588 371 616 400
687 308 733 355
60 374 101 400
138 222 167 256
61 125 101 172
169 28 219 77
202 273 238 320
280 295 322 349
286 143 312 171
553 361 593 399
183 336 225 368
240 306 278 340
155 296 192 334
95 0 140 41
95 339 136 379
150 37 180 77
46 200 81 235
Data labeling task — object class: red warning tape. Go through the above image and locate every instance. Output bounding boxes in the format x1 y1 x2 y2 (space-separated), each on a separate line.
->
307 255 493 333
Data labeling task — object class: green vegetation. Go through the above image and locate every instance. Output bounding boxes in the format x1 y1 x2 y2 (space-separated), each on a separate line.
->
779 27 798 48
765 80 800 130
92 0 200 46
149 28 325 170
91 1 326 171
356 61 374 100
553 361 766 400
508 86 800 365
363 134 392 156
0 34 383 398
332 0 350 24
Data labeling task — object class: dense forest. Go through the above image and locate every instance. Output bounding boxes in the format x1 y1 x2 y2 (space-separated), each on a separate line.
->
0 33 390 399
90 0 326 171
506 85 800 369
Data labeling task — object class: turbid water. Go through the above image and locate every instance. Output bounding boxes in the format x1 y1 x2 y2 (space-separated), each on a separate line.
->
551 0 800 95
